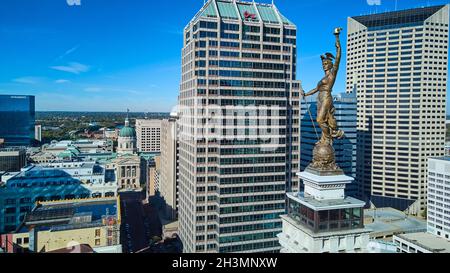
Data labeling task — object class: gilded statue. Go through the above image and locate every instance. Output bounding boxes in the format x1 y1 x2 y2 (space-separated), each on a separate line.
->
301 28 345 175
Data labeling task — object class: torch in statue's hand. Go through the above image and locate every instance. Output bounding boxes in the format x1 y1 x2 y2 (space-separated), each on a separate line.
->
334 27 343 36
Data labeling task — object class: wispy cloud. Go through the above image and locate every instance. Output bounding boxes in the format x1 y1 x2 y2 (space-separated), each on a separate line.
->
50 62 90 74
55 45 80 61
85 86 148 95
84 87 103 93
55 79 70 84
108 87 147 95
12 77 43 84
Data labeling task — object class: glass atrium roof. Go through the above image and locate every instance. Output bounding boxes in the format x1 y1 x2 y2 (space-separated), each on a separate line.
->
202 2 217 18
27 200 117 223
257 5 279 24
217 1 239 20
237 3 259 22
195 0 295 26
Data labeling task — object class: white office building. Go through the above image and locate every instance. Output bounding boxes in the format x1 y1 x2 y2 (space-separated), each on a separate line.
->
34 125 42 143
347 5 449 213
394 232 450 253
135 119 162 153
428 157 450 240
160 115 180 220
389 156 450 253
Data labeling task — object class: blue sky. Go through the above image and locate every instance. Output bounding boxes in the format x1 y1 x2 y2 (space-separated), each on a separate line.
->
0 0 449 112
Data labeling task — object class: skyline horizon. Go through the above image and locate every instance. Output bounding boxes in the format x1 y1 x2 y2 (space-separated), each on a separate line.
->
0 0 449 112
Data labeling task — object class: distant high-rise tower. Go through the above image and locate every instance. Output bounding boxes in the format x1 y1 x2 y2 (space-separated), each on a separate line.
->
0 95 35 147
428 157 450 240
135 119 162 153
159 114 180 221
178 0 300 253
35 125 42 143
347 5 449 213
301 91 359 197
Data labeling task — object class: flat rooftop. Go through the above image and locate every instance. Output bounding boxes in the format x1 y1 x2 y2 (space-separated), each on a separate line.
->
47 244 94 254
27 198 118 223
287 192 365 211
396 232 450 253
8 168 75 181
365 208 427 236
0 148 25 153
19 198 119 233
163 221 179 230
352 5 445 28
139 152 160 161
429 156 450 162
5 163 103 185
43 162 96 169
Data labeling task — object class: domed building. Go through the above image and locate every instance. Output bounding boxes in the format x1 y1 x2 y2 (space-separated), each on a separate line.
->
111 112 142 192
118 116 137 155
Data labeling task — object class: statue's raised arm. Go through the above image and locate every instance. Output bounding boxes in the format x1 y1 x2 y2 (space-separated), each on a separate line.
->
333 27 342 76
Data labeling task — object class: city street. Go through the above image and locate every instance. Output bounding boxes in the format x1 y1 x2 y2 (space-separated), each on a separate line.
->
119 191 162 253
120 191 148 253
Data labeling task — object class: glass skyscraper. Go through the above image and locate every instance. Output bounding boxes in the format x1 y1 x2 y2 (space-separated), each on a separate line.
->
178 0 300 253
300 91 359 197
0 95 35 147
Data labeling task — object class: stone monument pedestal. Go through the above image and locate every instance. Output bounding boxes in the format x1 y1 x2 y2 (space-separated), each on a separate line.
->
299 170 353 201
277 168 371 253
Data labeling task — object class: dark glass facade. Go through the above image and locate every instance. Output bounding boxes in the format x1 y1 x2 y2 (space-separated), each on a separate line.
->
287 198 364 233
300 92 358 197
179 0 300 253
352 5 445 30
0 95 35 147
